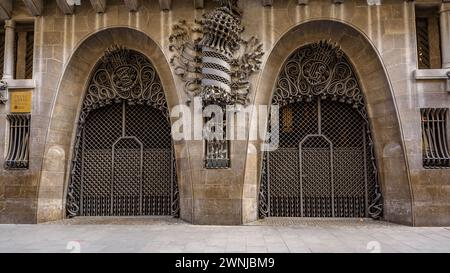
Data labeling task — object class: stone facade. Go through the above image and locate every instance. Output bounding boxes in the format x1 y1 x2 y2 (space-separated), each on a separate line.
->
0 0 449 226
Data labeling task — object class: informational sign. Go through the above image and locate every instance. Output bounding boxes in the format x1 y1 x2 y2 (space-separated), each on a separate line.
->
10 89 32 113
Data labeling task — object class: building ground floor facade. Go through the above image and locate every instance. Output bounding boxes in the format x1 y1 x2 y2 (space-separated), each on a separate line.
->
0 0 450 227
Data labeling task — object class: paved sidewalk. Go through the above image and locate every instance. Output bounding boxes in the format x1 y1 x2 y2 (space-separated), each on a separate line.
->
0 217 449 253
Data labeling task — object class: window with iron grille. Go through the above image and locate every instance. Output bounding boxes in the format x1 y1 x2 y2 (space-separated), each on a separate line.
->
416 17 431 69
4 114 31 169
421 108 450 168
25 30 34 79
14 22 34 79
415 6 441 69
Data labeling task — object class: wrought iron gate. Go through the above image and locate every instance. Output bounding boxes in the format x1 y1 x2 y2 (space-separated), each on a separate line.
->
259 41 383 219
66 46 179 217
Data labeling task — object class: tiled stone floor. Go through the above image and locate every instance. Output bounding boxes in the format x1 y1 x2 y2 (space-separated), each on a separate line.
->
0 217 449 253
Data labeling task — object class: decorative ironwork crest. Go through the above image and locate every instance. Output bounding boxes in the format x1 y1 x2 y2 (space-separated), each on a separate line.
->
169 0 264 106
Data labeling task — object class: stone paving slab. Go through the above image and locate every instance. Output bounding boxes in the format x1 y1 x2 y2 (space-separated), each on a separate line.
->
0 218 449 253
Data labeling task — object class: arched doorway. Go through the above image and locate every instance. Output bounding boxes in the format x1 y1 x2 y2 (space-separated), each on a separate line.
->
259 41 382 219
66 46 179 217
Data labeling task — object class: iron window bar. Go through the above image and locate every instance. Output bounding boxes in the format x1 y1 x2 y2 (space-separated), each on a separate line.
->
416 17 431 69
5 114 30 169
421 108 450 168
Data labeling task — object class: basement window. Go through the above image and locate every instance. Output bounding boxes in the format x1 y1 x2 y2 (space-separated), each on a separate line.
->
421 108 450 168
415 6 441 69
4 114 31 170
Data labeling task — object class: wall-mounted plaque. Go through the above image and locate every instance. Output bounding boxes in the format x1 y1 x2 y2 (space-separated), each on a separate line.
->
10 89 32 113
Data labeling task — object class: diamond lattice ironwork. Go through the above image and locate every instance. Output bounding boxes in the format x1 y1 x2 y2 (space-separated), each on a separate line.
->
259 42 382 219
66 47 179 217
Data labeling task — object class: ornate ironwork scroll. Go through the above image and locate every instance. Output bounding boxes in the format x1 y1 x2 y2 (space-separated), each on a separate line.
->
66 46 179 217
416 17 431 69
259 41 383 219
169 0 264 169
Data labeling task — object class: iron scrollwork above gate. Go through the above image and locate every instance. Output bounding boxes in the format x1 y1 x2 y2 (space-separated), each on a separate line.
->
272 41 364 108
82 46 168 117
66 46 179 218
169 0 263 105
259 41 383 219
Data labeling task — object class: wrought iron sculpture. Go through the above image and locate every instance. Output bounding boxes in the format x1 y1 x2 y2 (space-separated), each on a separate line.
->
259 41 383 219
169 0 264 168
421 108 450 168
66 46 179 217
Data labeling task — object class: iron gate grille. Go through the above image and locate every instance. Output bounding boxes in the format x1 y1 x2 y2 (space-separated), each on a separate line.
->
259 41 382 219
73 102 177 216
67 46 179 217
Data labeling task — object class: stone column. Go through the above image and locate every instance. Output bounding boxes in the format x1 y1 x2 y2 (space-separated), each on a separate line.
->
3 20 15 79
440 3 450 69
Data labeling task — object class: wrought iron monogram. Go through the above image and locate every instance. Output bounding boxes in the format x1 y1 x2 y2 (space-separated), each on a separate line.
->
259 41 383 220
66 46 179 217
169 0 263 169
81 46 167 121
272 41 364 108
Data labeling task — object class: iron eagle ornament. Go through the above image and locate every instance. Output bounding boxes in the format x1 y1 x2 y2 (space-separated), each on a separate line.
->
169 0 264 106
